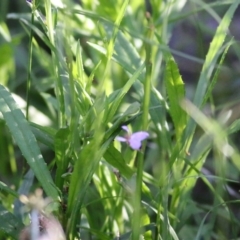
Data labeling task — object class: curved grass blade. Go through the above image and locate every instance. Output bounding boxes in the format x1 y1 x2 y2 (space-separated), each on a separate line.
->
54 127 70 189
67 135 108 238
202 40 234 107
0 85 58 200
165 57 186 141
228 119 240 135
184 0 240 146
30 122 56 150
0 181 19 198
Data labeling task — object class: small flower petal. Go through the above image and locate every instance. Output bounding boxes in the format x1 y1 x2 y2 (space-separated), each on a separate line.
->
115 136 127 142
116 126 149 150
128 131 149 150
130 131 149 142
129 139 142 150
121 125 129 132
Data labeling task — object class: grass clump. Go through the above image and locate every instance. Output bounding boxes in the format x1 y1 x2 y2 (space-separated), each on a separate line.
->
1 0 240 239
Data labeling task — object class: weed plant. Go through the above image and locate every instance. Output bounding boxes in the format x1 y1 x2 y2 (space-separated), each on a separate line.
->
1 0 240 239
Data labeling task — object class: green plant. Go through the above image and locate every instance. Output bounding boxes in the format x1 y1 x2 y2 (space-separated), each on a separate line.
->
1 0 240 239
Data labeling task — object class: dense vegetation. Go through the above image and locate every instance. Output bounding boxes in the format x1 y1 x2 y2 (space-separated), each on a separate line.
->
1 0 240 239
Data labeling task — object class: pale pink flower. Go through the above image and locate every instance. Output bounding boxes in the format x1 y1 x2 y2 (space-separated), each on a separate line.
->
115 125 149 150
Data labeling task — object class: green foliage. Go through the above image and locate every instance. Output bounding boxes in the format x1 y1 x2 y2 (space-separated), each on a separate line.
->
165 56 187 141
0 204 23 238
0 85 58 201
1 0 240 239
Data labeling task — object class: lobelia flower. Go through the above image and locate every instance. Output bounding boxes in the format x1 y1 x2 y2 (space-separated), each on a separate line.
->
115 125 149 150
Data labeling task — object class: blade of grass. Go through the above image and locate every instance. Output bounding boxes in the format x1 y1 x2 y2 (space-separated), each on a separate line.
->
98 0 129 94
165 56 187 142
30 122 56 150
182 99 240 171
132 13 153 240
0 85 58 200
54 127 70 189
67 135 110 238
0 181 19 198
25 0 36 121
44 0 65 127
202 40 234 106
184 0 240 149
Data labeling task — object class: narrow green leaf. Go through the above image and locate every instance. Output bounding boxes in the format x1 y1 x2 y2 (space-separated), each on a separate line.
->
74 80 93 116
67 96 109 236
103 22 142 70
55 127 70 188
30 122 56 150
103 144 135 179
106 0 129 62
202 40 234 106
184 1 240 145
165 57 186 140
76 41 86 87
88 41 144 82
67 137 110 237
0 85 58 200
0 181 19 198
228 119 240 134
19 18 53 49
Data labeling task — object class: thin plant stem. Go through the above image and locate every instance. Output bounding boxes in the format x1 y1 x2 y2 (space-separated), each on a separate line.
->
26 0 35 120
132 12 154 240
44 0 65 127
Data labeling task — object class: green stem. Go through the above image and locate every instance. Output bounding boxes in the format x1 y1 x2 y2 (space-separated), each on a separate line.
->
26 1 35 120
132 13 154 240
44 0 65 127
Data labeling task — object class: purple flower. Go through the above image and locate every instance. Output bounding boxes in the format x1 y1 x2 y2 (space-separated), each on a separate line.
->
115 125 149 150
